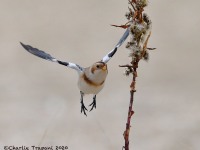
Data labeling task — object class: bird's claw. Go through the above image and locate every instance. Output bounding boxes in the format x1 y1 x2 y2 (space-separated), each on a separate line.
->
89 100 96 112
81 102 88 116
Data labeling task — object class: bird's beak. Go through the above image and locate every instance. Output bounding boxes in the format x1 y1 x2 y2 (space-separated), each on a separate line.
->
102 65 107 71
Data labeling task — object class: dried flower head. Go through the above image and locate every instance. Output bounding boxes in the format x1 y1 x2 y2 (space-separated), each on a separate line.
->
120 0 153 75
130 23 145 44
136 0 148 9
126 11 152 60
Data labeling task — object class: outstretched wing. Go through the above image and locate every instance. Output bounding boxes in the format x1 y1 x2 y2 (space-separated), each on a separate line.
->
101 28 129 63
20 42 84 73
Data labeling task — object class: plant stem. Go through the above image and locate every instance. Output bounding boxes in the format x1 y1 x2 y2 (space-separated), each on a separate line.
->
123 59 139 150
117 1 152 149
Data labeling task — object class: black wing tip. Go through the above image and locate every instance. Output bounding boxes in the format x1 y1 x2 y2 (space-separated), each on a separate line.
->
108 47 117 58
20 42 27 46
57 60 69 66
20 42 30 51
20 42 25 47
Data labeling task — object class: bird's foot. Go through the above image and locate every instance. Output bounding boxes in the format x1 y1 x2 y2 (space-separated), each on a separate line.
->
89 95 96 111
81 101 88 116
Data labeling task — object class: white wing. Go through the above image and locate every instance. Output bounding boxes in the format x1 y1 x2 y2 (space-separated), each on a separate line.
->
20 42 84 73
101 28 129 63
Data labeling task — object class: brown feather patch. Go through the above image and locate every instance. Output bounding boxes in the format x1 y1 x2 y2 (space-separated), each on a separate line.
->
82 73 104 87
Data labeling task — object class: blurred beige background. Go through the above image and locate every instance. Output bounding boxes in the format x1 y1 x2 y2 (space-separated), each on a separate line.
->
0 0 200 150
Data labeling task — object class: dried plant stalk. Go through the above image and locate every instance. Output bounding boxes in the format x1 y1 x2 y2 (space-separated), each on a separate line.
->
115 0 154 149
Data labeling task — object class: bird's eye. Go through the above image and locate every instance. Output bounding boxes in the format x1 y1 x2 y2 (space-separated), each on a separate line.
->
96 65 100 68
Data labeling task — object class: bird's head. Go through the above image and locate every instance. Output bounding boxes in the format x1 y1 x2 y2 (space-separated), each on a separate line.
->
83 62 108 85
91 62 108 74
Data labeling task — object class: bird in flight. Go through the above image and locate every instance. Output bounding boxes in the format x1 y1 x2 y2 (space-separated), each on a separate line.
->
20 29 129 116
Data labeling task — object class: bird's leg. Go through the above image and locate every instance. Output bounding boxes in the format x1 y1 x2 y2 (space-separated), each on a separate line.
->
89 95 97 111
80 91 87 116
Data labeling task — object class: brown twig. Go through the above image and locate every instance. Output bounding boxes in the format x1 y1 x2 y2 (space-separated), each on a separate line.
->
147 47 156 50
119 64 132 68
128 0 136 11
111 24 130 29
122 58 139 150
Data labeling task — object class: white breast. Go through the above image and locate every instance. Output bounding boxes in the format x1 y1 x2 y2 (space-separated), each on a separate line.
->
78 77 105 94
77 68 107 95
